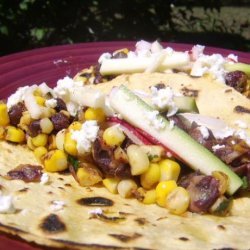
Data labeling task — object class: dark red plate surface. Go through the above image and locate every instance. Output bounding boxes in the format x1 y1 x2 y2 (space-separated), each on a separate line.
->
0 42 249 250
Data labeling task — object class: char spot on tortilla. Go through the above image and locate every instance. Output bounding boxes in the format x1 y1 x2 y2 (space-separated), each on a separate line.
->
134 217 148 225
181 87 199 97
64 183 72 187
217 225 226 230
109 233 142 243
224 89 233 93
17 187 29 193
156 216 168 221
40 214 66 234
77 196 114 206
179 237 189 241
234 105 250 114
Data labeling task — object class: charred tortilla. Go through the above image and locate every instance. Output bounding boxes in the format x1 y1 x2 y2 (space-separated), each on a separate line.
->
1 140 250 250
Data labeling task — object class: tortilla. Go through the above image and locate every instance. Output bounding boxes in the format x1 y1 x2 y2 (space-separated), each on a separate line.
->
91 72 250 138
1 140 250 250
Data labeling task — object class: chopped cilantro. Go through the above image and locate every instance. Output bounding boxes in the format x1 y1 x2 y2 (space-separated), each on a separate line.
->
68 155 79 171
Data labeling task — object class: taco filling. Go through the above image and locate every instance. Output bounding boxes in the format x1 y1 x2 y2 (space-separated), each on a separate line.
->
0 41 250 219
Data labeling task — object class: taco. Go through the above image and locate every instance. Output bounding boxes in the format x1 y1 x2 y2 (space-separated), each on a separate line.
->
0 41 250 249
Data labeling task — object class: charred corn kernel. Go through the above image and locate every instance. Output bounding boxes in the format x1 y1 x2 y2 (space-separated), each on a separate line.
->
140 163 160 189
143 190 157 204
31 134 48 147
114 146 128 162
68 121 82 131
84 107 105 122
40 118 53 134
35 96 45 106
0 103 10 126
212 171 229 195
140 145 165 162
55 129 66 150
127 144 149 175
27 136 35 150
117 179 137 198
34 146 48 161
103 178 120 194
64 132 78 156
47 135 56 150
5 126 25 143
165 187 190 215
156 180 177 207
0 127 5 139
103 125 125 147
76 163 102 186
159 159 181 182
44 149 68 172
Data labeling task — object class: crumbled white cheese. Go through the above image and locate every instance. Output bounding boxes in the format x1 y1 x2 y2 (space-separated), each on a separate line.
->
88 208 103 215
50 200 65 211
7 86 30 109
234 120 248 129
98 52 112 64
45 98 57 108
213 126 234 139
150 86 178 117
71 120 99 154
212 144 225 151
198 126 209 139
145 110 165 130
0 195 15 214
53 76 83 116
190 52 227 83
40 173 50 185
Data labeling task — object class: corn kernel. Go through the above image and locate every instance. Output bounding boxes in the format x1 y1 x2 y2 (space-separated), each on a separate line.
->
19 111 32 131
35 96 45 106
143 190 157 204
40 118 54 134
34 146 48 161
84 107 105 122
212 171 229 195
5 126 25 143
117 179 137 198
0 103 10 126
0 126 5 139
165 187 190 215
103 178 120 194
127 144 149 175
140 145 165 162
68 121 82 131
55 129 66 150
44 149 68 172
48 134 57 150
27 136 35 150
156 180 177 207
103 125 125 147
64 132 78 156
76 163 102 186
140 163 160 189
31 134 48 147
159 159 181 182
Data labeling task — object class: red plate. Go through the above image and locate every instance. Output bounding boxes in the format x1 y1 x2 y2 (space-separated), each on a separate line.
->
0 42 249 250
